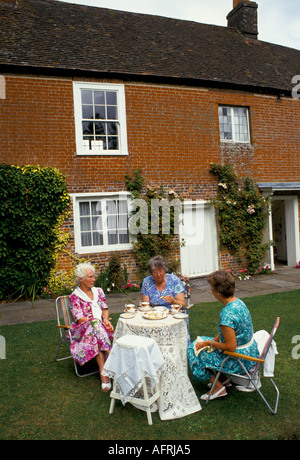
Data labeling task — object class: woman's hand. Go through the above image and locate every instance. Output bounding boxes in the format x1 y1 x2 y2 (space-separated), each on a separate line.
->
162 292 185 308
163 295 175 305
103 318 114 333
78 317 89 324
195 340 210 351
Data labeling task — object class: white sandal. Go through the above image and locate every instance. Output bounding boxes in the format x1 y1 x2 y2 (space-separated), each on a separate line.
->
101 382 111 392
200 386 227 401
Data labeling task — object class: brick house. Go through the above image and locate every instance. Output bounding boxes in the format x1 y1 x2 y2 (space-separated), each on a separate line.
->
0 0 299 281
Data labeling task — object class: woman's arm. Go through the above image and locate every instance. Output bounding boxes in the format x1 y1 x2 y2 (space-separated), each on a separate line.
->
163 292 185 308
102 309 114 333
142 294 150 303
210 326 236 352
195 328 236 352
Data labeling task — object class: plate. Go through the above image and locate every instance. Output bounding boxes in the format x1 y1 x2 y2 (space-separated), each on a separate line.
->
153 306 168 312
174 313 188 319
120 313 135 319
143 311 168 320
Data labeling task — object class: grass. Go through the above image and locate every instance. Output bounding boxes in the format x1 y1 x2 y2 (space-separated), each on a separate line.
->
0 290 299 440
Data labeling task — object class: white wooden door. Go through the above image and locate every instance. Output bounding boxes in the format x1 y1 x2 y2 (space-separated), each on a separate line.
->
179 201 219 277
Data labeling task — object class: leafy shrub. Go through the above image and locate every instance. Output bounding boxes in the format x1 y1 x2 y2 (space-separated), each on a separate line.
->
0 164 70 300
210 163 271 274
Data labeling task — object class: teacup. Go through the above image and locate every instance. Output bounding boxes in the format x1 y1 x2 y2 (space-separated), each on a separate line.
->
139 301 150 308
125 304 136 313
171 304 180 312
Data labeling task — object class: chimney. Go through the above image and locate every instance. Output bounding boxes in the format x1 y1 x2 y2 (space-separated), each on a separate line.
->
227 1 258 40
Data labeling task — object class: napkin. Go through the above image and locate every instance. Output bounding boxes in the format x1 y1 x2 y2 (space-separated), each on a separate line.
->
194 336 215 357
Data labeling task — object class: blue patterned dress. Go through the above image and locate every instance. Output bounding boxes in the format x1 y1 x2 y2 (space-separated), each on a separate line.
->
141 274 184 309
188 298 259 382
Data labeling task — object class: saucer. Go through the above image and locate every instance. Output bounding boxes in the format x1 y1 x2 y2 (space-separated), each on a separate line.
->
120 313 135 319
174 313 188 319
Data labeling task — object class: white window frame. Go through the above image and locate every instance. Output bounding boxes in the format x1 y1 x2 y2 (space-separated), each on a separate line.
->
218 105 250 143
72 192 133 254
73 82 128 156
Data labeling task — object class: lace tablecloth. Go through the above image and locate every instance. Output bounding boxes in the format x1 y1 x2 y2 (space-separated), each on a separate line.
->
113 311 201 420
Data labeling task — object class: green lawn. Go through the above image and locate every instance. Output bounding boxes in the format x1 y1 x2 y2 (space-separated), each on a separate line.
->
0 290 299 440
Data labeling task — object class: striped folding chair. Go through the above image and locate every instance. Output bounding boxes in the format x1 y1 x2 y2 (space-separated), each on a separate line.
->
206 317 280 414
182 279 192 346
54 295 99 378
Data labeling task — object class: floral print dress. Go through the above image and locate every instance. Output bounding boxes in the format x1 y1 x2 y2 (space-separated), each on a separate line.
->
141 274 184 309
188 298 259 382
69 287 113 366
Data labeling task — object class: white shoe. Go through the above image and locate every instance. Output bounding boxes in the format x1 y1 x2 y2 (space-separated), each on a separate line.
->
101 381 111 392
200 386 227 401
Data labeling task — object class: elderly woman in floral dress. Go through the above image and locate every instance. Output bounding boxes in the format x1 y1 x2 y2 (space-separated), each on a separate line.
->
69 262 114 391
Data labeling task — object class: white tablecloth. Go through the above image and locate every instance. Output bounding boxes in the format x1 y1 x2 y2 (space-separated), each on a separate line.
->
103 335 165 404
112 311 201 420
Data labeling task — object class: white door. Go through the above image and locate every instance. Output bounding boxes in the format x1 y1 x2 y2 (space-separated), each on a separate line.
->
179 201 219 277
272 196 300 267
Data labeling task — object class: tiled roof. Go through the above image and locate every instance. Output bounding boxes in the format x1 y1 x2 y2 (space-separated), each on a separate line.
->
0 0 299 94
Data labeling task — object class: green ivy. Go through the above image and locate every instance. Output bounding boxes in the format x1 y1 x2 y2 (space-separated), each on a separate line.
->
125 168 181 278
0 164 70 301
209 163 271 274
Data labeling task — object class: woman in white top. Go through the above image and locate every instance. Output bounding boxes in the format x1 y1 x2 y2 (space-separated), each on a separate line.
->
69 262 114 391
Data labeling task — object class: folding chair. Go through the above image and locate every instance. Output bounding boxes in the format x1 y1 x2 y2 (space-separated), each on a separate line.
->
54 295 99 378
182 279 192 345
206 317 280 414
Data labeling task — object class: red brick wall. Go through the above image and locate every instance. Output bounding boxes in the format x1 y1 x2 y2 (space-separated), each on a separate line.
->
1 74 299 278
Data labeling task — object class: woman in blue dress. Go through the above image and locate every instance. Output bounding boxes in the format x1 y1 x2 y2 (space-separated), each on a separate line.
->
188 270 259 401
141 255 185 309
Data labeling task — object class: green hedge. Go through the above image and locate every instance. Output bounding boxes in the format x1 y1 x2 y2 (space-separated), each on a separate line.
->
0 164 70 300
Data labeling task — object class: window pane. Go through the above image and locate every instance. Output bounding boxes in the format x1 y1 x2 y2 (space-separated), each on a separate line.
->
118 200 127 213
107 106 117 119
107 215 117 229
82 105 93 119
81 90 93 104
92 216 102 231
93 232 103 246
80 217 91 231
233 107 249 142
79 202 90 216
91 201 101 215
82 122 93 135
81 232 92 247
95 106 106 119
107 200 117 215
119 230 129 244
106 91 117 105
108 231 118 245
108 137 118 150
119 214 128 228
94 91 105 104
107 122 118 135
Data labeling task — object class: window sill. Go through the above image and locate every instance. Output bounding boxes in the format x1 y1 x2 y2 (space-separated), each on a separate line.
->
75 151 129 156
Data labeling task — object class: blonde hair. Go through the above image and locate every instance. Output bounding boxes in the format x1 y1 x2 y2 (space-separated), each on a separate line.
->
74 262 95 285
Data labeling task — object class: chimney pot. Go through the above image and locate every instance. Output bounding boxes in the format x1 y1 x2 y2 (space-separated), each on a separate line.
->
227 1 258 40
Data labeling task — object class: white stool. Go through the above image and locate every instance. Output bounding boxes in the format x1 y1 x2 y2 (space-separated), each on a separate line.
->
103 335 165 425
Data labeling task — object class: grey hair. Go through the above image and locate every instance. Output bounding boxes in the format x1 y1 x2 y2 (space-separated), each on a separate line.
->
74 262 95 285
148 255 168 273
